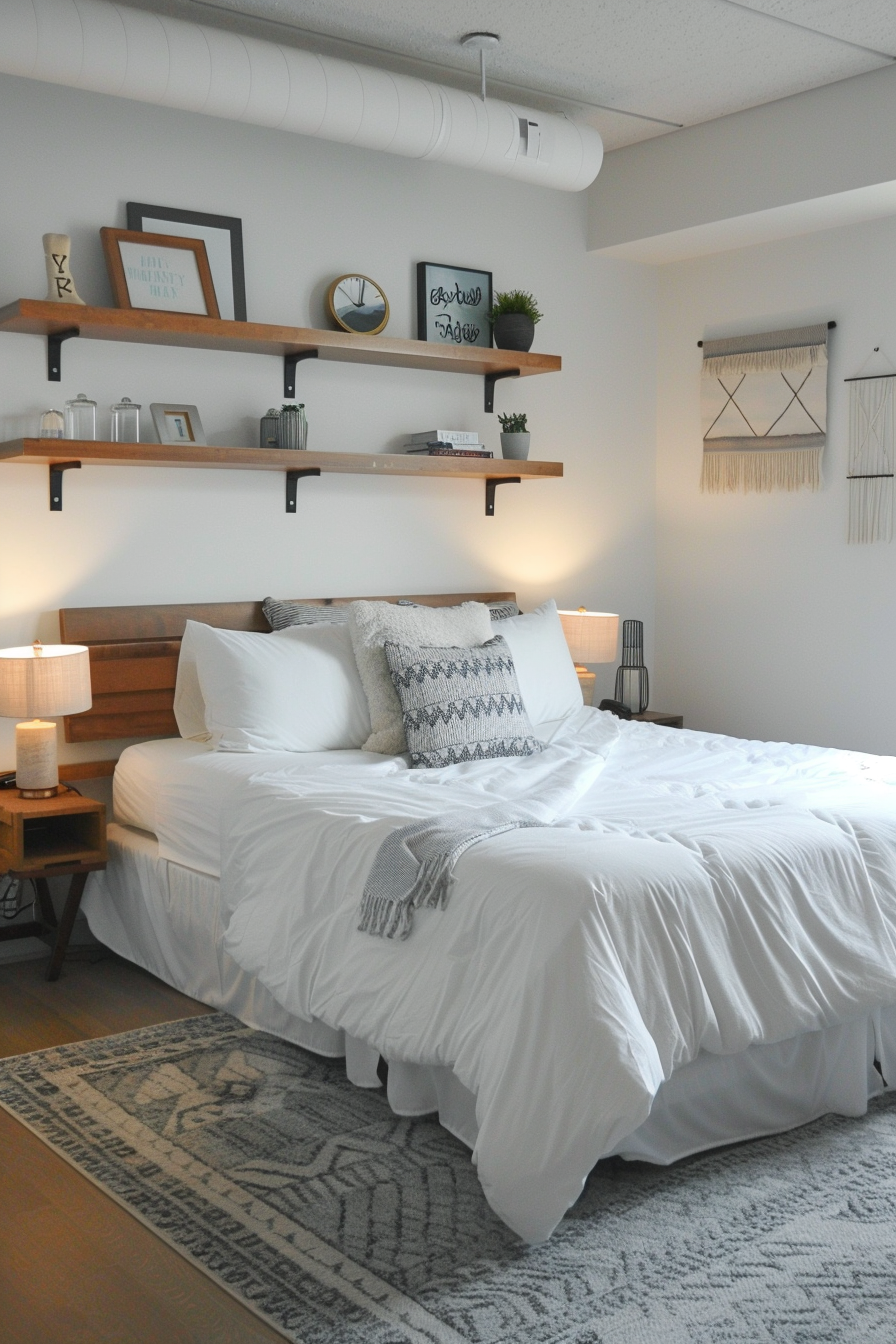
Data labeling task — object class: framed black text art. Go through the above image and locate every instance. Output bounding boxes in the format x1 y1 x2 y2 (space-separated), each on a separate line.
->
416 262 492 349
126 203 247 321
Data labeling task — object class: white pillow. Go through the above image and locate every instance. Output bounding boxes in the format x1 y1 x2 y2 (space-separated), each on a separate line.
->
173 621 213 741
180 620 371 752
347 600 494 754
491 599 583 726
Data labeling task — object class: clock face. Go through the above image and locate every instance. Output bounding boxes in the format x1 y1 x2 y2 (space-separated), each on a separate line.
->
327 274 389 335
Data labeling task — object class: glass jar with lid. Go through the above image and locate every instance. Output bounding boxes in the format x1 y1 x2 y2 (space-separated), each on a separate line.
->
64 392 97 441
39 409 64 439
110 397 141 443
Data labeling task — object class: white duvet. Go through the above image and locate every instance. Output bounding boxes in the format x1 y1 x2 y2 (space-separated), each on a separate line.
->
217 709 896 1243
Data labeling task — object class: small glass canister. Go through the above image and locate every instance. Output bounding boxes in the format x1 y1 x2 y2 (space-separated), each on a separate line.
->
110 397 141 443
64 392 97 441
39 409 64 439
277 403 307 451
260 408 280 448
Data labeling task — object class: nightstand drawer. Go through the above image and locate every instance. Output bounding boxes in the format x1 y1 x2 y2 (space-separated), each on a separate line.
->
0 790 107 874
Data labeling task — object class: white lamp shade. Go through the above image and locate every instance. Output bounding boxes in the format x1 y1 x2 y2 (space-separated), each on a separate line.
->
0 644 92 718
558 610 619 664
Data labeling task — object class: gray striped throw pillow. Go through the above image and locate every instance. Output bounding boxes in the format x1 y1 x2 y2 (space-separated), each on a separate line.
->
384 635 543 769
263 597 348 630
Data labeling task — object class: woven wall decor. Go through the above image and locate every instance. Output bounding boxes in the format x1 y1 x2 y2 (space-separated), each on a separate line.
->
701 323 829 493
846 362 894 544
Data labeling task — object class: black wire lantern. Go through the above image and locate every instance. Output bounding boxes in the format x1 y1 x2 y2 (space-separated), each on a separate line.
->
614 619 649 713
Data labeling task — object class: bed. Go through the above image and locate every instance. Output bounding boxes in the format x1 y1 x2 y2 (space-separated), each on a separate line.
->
61 594 896 1244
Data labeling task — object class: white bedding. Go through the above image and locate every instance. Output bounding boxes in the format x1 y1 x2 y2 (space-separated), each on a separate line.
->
209 709 896 1243
114 738 383 876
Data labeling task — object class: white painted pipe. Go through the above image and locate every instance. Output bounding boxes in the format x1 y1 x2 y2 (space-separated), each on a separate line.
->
0 0 603 190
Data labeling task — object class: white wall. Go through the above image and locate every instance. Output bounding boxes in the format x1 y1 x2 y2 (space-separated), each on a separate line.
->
655 214 896 754
0 73 658 770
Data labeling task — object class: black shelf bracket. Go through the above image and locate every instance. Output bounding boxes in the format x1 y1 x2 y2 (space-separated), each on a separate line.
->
284 349 318 398
47 327 80 381
484 368 519 413
49 460 81 511
285 466 321 513
485 476 521 516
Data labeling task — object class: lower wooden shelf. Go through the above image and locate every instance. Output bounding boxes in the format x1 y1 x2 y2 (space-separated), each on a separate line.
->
0 439 562 515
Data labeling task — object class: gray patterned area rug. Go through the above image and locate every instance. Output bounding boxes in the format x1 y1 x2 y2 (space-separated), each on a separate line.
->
1 1014 895 1344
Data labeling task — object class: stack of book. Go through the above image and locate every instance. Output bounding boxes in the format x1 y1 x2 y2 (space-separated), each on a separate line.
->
402 430 492 459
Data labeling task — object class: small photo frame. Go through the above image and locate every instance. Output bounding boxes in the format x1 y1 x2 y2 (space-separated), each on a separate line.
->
150 403 206 446
126 203 246 322
416 262 492 349
100 228 220 318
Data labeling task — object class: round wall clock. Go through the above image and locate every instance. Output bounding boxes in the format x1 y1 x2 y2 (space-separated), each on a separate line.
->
327 274 389 335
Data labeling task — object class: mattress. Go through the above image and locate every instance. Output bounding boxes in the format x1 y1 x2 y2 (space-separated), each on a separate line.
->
113 737 390 876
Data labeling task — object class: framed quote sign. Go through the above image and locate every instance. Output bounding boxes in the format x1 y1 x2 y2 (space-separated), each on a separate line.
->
416 261 492 349
126 203 246 321
100 228 220 318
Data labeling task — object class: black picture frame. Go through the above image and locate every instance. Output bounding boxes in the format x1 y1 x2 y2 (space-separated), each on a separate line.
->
416 262 492 349
126 202 247 322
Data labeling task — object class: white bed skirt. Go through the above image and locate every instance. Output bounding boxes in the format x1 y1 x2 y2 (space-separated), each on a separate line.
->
84 823 895 1169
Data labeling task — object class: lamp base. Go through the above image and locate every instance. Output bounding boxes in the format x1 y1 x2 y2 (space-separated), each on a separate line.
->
19 785 63 799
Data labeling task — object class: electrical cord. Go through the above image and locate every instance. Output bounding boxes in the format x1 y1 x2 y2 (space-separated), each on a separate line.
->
0 874 36 923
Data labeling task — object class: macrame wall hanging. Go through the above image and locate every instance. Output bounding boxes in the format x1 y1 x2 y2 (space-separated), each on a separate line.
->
845 349 895 545
700 322 831 493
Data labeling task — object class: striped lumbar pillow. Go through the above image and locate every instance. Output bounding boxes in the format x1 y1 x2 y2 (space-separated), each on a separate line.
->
262 597 348 630
383 635 543 768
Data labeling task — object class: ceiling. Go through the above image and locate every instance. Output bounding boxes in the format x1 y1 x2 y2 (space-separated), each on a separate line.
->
131 0 896 150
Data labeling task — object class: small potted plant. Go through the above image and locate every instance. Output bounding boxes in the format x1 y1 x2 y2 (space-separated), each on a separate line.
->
488 290 543 352
498 411 530 460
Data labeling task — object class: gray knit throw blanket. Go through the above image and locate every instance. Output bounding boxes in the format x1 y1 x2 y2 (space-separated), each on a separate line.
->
358 804 544 940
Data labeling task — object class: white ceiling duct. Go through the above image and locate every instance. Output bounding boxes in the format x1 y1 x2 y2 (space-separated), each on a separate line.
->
0 0 603 190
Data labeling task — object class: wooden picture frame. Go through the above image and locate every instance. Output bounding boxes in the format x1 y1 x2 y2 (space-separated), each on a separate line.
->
100 228 220 318
126 203 246 322
416 261 492 349
149 403 207 446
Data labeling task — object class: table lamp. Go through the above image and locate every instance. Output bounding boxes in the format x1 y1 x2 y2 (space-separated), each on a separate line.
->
0 642 92 797
558 608 619 706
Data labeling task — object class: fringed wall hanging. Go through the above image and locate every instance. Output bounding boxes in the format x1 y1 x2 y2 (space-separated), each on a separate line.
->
700 322 832 493
845 350 894 544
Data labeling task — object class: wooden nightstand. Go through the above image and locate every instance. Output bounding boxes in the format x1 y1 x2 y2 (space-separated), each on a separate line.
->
631 711 684 728
0 787 107 981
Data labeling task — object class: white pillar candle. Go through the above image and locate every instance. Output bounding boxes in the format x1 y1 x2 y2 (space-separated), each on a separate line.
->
15 719 58 791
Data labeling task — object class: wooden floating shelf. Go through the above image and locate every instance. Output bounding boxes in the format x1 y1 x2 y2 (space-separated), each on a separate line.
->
0 300 561 407
0 439 563 515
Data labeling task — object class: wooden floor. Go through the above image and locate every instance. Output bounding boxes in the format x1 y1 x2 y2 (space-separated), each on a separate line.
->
0 953 287 1344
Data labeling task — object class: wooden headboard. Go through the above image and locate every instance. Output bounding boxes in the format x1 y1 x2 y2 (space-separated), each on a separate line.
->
58 593 516 745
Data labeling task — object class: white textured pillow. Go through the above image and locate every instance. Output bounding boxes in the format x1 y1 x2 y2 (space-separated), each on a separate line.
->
491 599 583 726
347 600 493 754
183 620 371 752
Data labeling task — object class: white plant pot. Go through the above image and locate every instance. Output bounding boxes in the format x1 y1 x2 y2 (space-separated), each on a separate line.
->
500 432 530 460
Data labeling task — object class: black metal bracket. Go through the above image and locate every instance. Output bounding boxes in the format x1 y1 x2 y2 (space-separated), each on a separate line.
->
485 476 521 516
285 467 321 513
484 368 520 413
47 327 80 381
284 349 318 398
49 461 81 511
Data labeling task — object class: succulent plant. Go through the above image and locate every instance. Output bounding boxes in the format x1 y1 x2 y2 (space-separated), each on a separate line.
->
497 412 528 434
